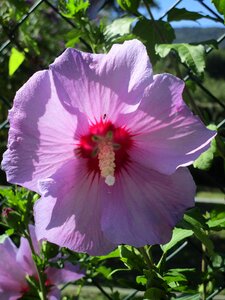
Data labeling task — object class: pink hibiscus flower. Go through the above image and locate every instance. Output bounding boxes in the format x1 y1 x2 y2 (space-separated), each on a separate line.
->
2 39 216 255
0 225 84 299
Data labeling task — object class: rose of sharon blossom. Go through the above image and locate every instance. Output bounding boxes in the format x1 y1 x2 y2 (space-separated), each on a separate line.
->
0 225 84 300
2 40 216 255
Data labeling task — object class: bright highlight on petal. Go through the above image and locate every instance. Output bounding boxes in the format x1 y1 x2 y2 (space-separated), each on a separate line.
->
2 39 217 255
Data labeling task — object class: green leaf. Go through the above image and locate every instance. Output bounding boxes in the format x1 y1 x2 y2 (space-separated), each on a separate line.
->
9 47 25 76
97 248 120 261
65 28 82 48
58 0 89 17
212 0 225 23
0 234 8 243
167 8 216 22
117 0 140 13
136 275 147 285
133 19 175 64
5 228 14 236
193 138 217 171
96 266 112 279
155 43 205 75
164 269 195 288
207 217 225 228
144 287 168 299
207 207 225 229
119 245 145 271
164 272 187 284
105 17 134 42
162 228 193 253
108 268 129 277
193 140 216 170
182 213 214 256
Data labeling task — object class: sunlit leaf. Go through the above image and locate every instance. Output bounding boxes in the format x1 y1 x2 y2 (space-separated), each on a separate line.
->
0 234 8 243
162 228 193 253
117 0 140 13
97 248 120 261
155 43 205 75
136 275 147 285
105 17 134 42
58 0 89 17
9 47 25 76
207 207 225 229
212 0 225 23
193 124 217 170
96 266 112 279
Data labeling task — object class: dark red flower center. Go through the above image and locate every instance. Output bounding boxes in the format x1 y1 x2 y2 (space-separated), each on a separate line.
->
76 120 133 185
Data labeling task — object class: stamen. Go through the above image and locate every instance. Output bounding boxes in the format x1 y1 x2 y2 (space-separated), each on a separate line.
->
98 140 116 186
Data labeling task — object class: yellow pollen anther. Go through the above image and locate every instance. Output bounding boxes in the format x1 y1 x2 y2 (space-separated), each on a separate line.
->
98 139 116 186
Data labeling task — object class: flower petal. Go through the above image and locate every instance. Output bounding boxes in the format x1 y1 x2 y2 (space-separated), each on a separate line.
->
46 262 85 285
50 39 153 123
0 290 23 300
93 39 153 102
119 74 216 174
47 287 61 300
2 71 88 192
101 164 195 246
17 225 39 276
34 159 116 255
0 238 27 293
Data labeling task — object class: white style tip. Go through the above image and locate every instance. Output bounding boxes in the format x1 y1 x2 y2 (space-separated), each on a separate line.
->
105 175 115 186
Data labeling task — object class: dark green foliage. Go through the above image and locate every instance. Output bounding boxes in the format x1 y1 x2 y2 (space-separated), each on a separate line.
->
133 18 175 63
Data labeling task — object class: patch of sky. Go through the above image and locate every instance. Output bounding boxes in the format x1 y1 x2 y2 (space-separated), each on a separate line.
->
148 0 224 28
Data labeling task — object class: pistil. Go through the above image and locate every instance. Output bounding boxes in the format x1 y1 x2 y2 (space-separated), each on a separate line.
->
98 139 116 186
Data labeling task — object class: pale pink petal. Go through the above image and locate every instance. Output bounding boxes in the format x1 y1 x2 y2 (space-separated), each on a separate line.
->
2 71 89 192
17 225 39 276
46 262 85 285
117 74 216 174
93 39 153 102
0 238 27 293
101 164 195 246
50 39 152 123
34 159 116 255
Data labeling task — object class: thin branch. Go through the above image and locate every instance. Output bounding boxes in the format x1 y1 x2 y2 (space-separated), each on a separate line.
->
143 0 166 43
197 0 224 24
92 279 114 300
138 247 154 270
43 0 92 52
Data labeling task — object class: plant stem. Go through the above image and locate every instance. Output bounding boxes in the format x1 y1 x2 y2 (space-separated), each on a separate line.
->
92 279 114 300
25 229 47 300
138 246 154 270
201 243 207 300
